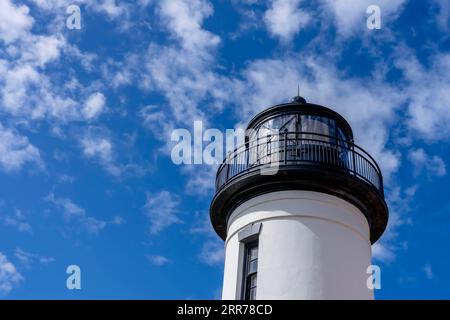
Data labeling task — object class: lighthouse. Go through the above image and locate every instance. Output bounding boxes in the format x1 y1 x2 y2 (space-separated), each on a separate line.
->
210 96 388 300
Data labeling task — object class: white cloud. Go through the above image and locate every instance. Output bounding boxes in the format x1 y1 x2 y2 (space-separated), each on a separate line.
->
83 92 106 120
138 0 153 8
29 0 67 10
1 64 40 116
199 240 224 266
146 254 170 266
39 256 56 264
0 0 114 136
395 51 450 141
435 0 450 30
139 105 175 143
111 216 125 225
141 43 230 127
99 54 138 90
82 217 107 235
2 209 32 234
89 0 129 20
0 56 82 122
80 132 120 176
319 0 406 36
139 0 232 134
3 216 32 233
58 174 76 184
190 212 224 266
373 185 416 263
0 2 79 124
158 0 220 51
264 0 311 40
14 248 55 269
423 263 434 280
26 35 65 67
372 242 396 263
182 165 216 197
144 191 181 234
0 27 97 124
79 129 149 177
31 0 129 20
0 252 23 296
0 0 34 44
0 124 43 173
15 249 32 266
45 192 85 220
409 148 446 177
81 135 113 162
190 211 215 235
45 192 109 235
139 0 232 194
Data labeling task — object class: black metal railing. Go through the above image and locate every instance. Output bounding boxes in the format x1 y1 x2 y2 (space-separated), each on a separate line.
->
215 131 384 196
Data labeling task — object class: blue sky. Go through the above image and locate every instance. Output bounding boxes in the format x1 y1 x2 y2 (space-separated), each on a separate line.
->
0 0 449 299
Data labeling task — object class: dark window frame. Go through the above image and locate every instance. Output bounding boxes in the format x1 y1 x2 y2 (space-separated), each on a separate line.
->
242 240 259 300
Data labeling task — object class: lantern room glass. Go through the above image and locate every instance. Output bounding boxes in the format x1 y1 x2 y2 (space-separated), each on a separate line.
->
250 113 351 142
247 113 352 166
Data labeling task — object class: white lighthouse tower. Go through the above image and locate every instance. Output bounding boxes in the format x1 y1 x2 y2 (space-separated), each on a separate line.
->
210 96 388 300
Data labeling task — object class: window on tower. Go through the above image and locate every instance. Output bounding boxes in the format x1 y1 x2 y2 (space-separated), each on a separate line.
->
243 241 258 300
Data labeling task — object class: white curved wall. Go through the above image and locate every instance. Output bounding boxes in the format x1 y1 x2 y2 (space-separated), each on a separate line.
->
221 190 373 300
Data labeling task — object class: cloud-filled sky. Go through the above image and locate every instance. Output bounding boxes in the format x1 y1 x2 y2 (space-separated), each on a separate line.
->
0 0 449 299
